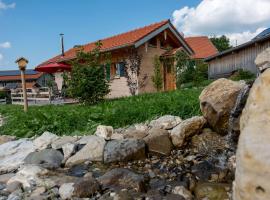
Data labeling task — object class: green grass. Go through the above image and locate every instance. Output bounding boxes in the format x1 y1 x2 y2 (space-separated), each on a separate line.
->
0 88 202 138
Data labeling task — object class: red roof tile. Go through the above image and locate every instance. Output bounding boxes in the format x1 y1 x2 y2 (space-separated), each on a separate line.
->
38 20 170 67
185 36 218 59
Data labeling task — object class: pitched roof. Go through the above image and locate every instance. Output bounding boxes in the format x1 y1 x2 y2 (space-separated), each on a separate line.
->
185 36 218 59
0 69 43 81
205 28 270 62
37 20 193 67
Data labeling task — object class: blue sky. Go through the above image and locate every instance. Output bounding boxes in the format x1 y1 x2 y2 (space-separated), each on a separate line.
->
1 0 270 70
0 0 200 70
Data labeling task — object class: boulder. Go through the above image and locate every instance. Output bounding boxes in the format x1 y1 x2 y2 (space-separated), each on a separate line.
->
66 136 106 167
191 128 227 156
195 182 230 200
72 177 100 198
124 130 148 139
7 165 48 189
98 168 147 192
143 128 173 156
62 143 76 163
199 78 245 135
0 135 16 145
0 139 36 173
24 149 63 169
33 132 59 150
255 47 270 72
51 136 77 150
149 115 182 130
170 116 206 148
234 68 270 200
103 139 146 163
172 186 193 200
59 183 74 199
95 125 113 140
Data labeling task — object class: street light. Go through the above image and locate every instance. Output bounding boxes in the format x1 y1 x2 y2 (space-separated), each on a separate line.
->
15 57 29 112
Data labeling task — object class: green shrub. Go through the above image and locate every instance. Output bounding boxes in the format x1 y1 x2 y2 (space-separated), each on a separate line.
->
67 42 110 104
230 69 256 81
151 55 163 91
175 51 208 88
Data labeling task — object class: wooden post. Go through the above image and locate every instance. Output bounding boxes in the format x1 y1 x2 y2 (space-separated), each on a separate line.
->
20 69 28 112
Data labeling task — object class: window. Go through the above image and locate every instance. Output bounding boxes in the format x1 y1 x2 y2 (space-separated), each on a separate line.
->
116 62 126 77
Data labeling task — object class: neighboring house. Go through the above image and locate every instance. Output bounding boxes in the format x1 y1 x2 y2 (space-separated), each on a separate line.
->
205 28 270 79
0 69 52 90
36 20 217 98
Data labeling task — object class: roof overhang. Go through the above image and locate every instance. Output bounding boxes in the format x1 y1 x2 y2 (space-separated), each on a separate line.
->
135 22 194 55
205 34 270 62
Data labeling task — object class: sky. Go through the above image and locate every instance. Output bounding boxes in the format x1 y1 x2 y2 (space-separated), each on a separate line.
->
0 0 270 70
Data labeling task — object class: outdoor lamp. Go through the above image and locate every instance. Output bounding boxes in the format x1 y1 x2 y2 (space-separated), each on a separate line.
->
15 57 29 112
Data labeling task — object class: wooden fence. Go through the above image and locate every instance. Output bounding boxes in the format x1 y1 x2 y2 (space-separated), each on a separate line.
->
11 87 51 105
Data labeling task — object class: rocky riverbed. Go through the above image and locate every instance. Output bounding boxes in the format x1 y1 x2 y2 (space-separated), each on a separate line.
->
0 78 252 200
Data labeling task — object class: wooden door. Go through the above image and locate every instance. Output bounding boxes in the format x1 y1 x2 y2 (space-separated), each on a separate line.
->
163 59 176 91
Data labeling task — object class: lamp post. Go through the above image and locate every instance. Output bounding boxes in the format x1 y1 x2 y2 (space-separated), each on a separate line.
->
15 57 29 112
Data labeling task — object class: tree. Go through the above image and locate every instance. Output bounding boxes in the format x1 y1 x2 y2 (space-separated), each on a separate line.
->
210 35 232 52
151 55 163 91
67 42 110 104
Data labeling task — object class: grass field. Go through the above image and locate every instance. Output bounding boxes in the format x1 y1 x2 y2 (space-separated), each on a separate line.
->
0 88 202 138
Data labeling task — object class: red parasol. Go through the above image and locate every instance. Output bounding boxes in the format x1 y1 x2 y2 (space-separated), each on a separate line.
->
35 62 71 73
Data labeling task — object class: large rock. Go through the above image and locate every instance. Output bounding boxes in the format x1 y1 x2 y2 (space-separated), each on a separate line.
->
103 139 146 163
98 168 147 192
33 132 59 150
143 128 173 156
234 68 270 200
199 78 245 135
95 125 113 140
0 135 16 145
191 128 227 156
170 116 206 148
195 182 230 200
51 136 77 150
66 136 106 167
24 149 64 169
7 165 49 189
255 47 270 72
124 130 148 140
0 139 36 173
59 177 100 199
149 115 182 130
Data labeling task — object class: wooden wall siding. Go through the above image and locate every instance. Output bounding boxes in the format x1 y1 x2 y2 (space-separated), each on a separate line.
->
208 40 270 78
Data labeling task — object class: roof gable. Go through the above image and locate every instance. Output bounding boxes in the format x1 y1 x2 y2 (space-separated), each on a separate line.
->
37 20 193 67
185 36 218 59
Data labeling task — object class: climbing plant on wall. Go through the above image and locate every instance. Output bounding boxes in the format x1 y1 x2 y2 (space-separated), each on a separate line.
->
125 50 142 95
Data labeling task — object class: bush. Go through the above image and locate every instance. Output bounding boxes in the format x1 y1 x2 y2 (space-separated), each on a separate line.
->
151 55 163 91
67 42 110 104
175 51 208 88
230 69 256 81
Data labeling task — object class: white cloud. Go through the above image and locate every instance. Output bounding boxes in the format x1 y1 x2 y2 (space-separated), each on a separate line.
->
0 0 15 10
0 42 11 49
0 54 3 62
172 0 270 45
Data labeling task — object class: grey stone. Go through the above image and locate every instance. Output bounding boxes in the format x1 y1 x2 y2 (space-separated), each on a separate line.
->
144 128 173 156
98 168 147 192
66 136 106 167
51 136 77 150
149 115 182 130
103 139 146 163
0 139 36 173
33 132 59 150
24 149 63 169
